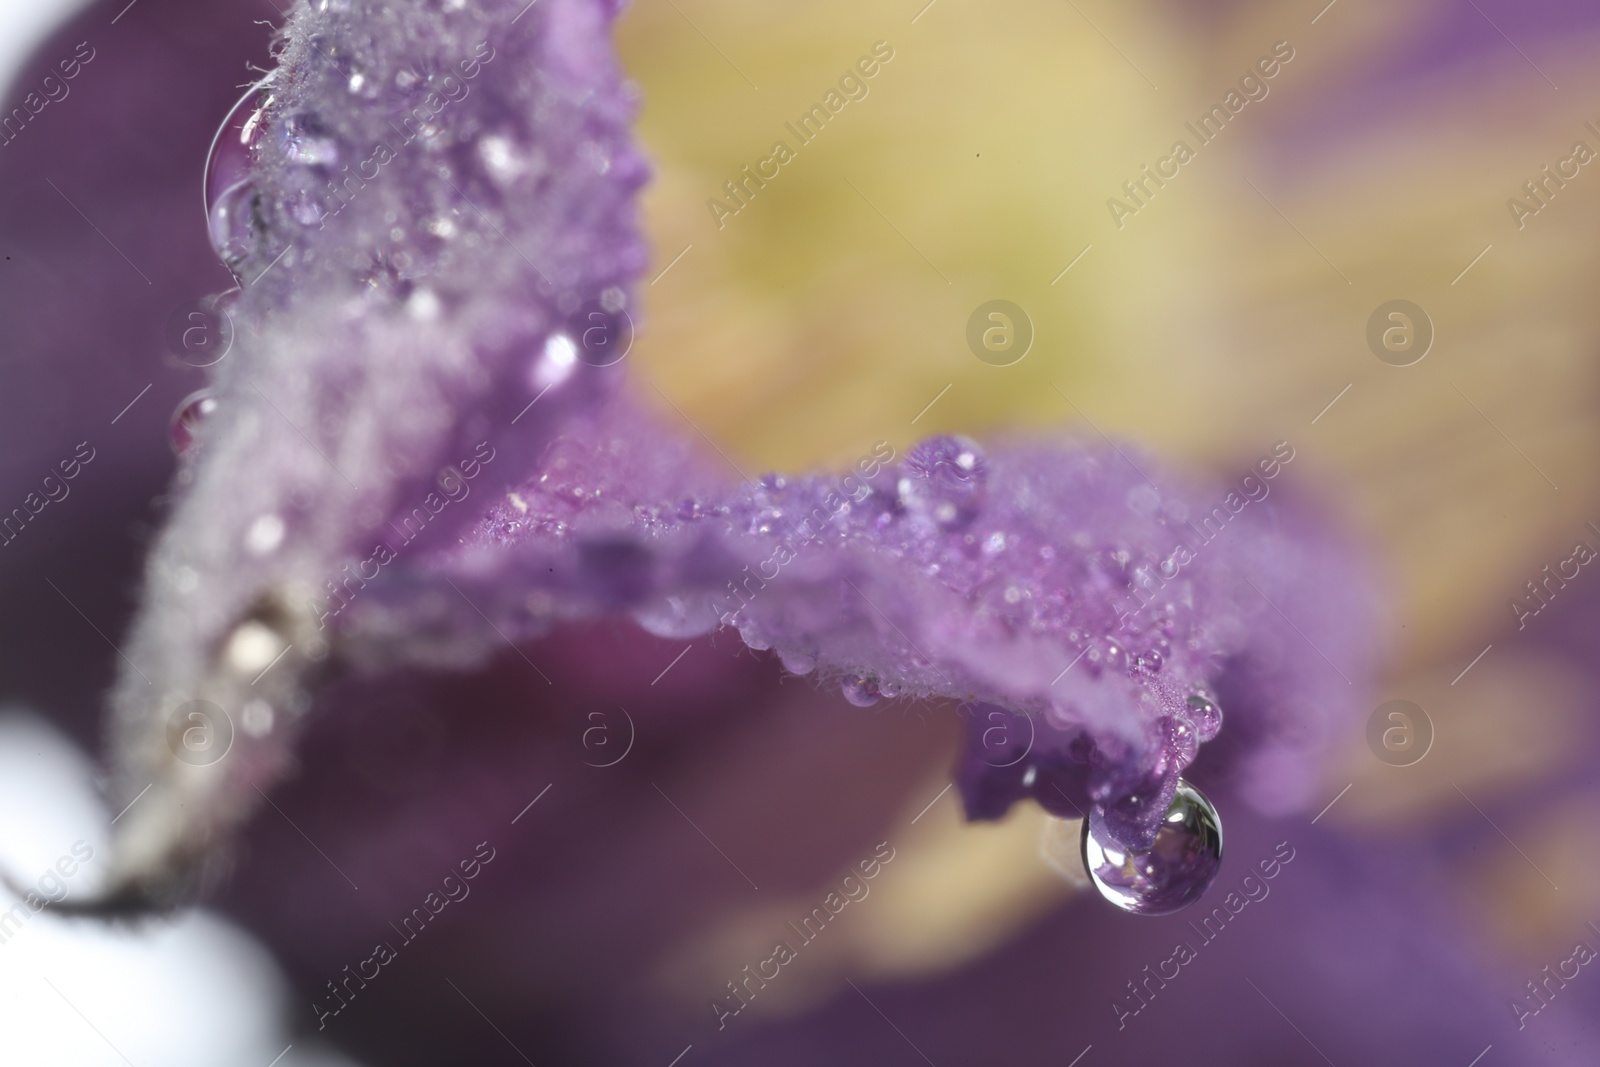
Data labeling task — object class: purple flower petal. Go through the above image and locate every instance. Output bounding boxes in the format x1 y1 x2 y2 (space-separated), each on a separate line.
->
380 406 1376 851
98 0 1376 903
101 0 648 902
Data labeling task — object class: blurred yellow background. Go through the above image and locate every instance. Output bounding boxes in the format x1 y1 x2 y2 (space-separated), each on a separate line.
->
616 0 1600 1000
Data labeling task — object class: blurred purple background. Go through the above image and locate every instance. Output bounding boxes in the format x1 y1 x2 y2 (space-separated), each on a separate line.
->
6 1 1600 1064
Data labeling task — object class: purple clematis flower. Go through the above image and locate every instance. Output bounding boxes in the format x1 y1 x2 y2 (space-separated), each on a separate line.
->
83 0 1376 914
8 0 1600 1064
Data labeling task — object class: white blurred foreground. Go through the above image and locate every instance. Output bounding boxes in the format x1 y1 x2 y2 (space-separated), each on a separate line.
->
0 712 362 1067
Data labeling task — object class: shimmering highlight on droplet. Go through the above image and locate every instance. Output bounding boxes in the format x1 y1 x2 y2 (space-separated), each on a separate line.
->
170 391 220 457
1081 778 1222 915
1186 694 1224 741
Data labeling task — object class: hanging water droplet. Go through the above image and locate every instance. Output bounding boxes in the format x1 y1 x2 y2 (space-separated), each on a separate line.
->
840 674 880 707
204 75 274 268
1185 694 1224 740
778 649 816 676
170 391 219 457
1080 779 1222 915
897 435 987 530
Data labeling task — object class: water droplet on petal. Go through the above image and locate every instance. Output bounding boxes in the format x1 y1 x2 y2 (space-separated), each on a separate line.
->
1136 649 1163 673
1165 715 1198 769
778 649 816 676
898 435 987 530
1185 694 1223 740
840 674 880 707
171 391 220 457
208 182 268 268
1081 779 1223 915
205 75 273 268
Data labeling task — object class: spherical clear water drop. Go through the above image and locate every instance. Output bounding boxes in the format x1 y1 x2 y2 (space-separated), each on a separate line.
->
1185 694 1224 740
840 674 880 707
170 391 219 457
204 74 274 269
1081 779 1223 915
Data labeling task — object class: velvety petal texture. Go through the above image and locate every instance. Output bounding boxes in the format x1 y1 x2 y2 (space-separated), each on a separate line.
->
395 405 1375 853
100 0 1373 904
103 0 648 902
